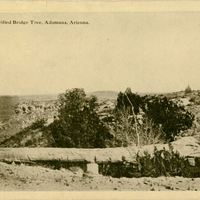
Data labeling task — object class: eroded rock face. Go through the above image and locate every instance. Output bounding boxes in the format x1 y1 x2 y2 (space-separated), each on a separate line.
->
13 100 58 129
0 98 59 144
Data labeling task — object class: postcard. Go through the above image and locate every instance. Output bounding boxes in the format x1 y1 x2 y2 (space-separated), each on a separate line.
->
0 0 200 199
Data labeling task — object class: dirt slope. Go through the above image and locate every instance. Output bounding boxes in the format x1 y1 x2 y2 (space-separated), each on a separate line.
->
0 161 199 191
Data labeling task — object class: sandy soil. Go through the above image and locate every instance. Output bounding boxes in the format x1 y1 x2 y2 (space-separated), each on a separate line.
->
0 162 200 191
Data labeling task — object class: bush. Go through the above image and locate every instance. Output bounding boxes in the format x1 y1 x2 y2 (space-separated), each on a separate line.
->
99 161 138 178
30 119 46 130
50 88 111 148
143 96 194 141
185 85 192 94
109 108 164 147
116 88 142 115
114 88 194 142
136 117 165 145
100 146 200 178
136 146 197 177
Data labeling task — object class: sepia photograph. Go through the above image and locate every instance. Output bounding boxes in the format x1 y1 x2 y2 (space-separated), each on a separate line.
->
1 2 200 195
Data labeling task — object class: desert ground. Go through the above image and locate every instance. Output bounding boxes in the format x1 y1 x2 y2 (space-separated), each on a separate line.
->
0 161 199 191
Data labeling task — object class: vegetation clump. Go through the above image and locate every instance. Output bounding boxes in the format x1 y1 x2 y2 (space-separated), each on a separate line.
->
50 88 111 148
143 95 194 141
185 85 192 94
100 145 200 178
111 88 194 145
48 87 194 148
136 145 200 178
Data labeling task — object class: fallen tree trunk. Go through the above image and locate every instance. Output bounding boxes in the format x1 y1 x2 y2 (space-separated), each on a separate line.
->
0 137 199 164
0 147 138 163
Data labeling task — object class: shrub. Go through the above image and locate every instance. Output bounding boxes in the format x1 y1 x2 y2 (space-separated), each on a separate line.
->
30 119 46 130
136 117 165 145
50 88 111 148
109 108 164 147
185 85 192 94
136 146 196 177
116 88 142 115
99 161 137 178
143 96 194 141
100 146 200 178
189 96 196 103
114 88 194 142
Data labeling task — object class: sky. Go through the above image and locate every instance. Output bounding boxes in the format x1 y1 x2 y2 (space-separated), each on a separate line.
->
0 12 200 95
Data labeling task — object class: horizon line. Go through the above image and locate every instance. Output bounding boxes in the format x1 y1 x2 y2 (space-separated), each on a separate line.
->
0 88 197 97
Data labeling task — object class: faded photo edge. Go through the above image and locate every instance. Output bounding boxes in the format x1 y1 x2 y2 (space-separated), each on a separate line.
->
0 0 200 199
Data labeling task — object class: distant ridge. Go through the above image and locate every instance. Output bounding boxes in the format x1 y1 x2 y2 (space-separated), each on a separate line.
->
88 91 118 100
19 94 58 102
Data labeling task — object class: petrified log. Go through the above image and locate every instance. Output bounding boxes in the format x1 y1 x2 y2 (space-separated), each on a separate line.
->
0 137 199 165
0 147 138 164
